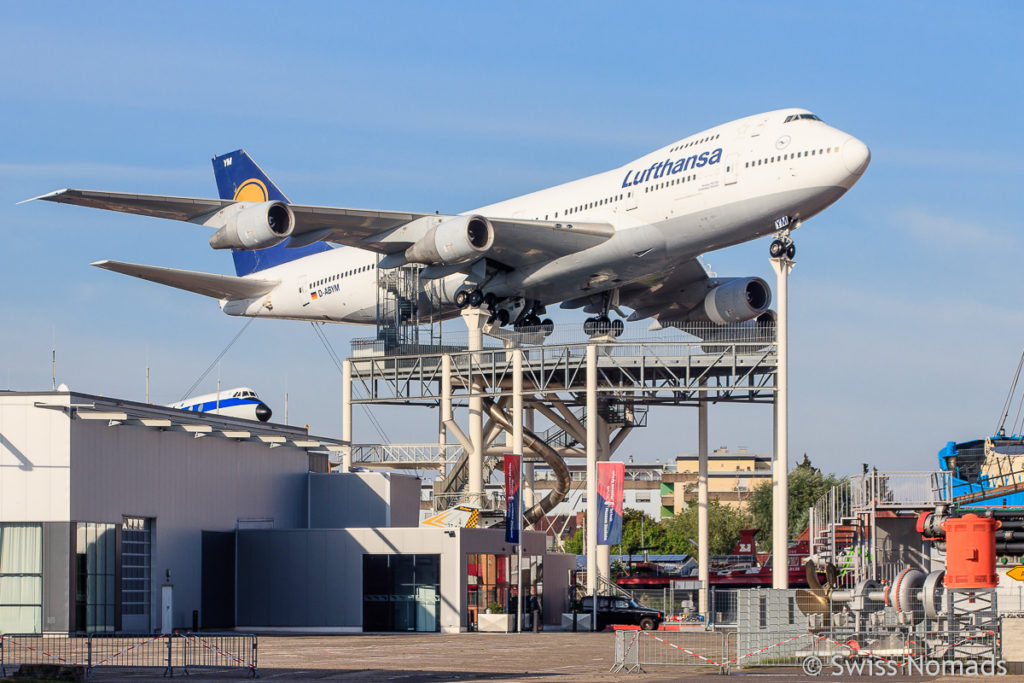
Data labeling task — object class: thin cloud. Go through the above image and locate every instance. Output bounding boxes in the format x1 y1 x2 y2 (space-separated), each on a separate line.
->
891 207 1009 250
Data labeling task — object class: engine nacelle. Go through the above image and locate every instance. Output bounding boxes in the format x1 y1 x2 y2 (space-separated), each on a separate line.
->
702 277 772 324
208 201 295 250
404 215 494 266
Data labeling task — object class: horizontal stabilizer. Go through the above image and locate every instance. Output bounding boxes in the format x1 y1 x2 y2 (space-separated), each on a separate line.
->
92 260 278 300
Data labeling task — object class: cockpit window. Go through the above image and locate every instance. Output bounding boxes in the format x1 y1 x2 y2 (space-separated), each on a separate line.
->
784 113 823 123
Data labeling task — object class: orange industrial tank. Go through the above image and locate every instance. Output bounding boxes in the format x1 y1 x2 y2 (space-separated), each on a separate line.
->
942 513 1000 589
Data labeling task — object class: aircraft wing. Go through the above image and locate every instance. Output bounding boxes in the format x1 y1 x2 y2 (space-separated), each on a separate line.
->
92 260 279 300
618 258 710 322
31 189 614 269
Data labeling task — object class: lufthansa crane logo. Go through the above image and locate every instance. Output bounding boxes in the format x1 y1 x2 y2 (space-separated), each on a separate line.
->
233 178 268 202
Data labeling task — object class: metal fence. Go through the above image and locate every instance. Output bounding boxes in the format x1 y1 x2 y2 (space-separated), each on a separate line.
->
0 632 257 677
612 628 728 673
614 587 1004 674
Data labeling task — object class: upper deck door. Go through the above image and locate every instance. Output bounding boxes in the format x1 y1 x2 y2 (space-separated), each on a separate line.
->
724 153 739 185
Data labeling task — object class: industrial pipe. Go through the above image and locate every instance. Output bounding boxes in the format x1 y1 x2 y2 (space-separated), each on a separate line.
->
478 389 571 524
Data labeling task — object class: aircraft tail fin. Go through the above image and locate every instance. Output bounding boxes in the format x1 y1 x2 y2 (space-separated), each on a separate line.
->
211 149 331 277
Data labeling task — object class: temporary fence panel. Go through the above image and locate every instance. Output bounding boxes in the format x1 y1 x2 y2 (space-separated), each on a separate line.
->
0 632 257 678
611 628 727 673
0 634 88 673
183 632 258 675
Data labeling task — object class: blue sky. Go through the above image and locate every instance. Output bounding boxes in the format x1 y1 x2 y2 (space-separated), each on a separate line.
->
2 2 1022 475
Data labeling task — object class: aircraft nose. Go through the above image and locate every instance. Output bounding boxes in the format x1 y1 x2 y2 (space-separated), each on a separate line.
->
842 137 871 175
255 403 272 422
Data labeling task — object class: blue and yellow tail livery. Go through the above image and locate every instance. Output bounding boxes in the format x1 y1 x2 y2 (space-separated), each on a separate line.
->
212 150 331 276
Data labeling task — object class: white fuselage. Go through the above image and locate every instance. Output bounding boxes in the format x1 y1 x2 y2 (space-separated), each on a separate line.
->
223 108 869 325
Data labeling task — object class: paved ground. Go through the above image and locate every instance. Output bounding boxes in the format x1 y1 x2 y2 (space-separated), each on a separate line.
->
8 632 1024 682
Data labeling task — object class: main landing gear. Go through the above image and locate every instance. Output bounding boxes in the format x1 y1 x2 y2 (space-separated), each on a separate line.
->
456 288 553 334
583 316 624 337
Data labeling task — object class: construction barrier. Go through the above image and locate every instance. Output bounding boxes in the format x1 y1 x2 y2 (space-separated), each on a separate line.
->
0 631 257 678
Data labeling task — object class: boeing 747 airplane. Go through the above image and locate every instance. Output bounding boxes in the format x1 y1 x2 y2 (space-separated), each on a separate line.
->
31 108 869 336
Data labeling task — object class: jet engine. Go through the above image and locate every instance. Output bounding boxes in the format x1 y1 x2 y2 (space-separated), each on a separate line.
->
208 201 295 250
404 215 494 266
701 277 771 324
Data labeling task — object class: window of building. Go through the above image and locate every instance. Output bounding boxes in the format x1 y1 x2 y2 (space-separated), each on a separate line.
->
75 522 117 632
634 493 651 503
0 523 42 633
121 517 152 624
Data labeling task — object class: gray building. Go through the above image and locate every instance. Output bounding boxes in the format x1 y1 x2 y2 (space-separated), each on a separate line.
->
0 390 572 635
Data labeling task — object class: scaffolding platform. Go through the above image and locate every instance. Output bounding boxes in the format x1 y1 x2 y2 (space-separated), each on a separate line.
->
347 328 778 408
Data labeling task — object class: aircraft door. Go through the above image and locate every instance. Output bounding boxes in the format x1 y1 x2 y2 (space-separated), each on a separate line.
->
298 276 310 307
724 154 739 185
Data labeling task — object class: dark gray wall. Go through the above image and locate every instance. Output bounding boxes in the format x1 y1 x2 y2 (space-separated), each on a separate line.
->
41 522 70 632
307 472 419 528
236 529 363 628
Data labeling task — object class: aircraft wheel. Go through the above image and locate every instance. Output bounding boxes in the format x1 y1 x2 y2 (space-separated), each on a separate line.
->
454 290 470 308
541 319 555 335
483 292 497 309
786 243 796 259
486 311 498 325
468 289 484 307
583 317 596 336
769 239 785 258
596 315 611 335
497 309 511 326
611 319 624 337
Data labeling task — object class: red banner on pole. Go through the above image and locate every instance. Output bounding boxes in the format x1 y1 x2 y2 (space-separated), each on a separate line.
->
597 461 625 545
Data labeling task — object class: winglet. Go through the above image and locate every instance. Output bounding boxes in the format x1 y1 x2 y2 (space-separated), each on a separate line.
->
17 189 70 205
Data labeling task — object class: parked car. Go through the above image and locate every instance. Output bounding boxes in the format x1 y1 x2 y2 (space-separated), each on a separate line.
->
579 595 664 631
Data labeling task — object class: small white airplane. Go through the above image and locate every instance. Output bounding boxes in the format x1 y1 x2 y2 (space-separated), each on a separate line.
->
30 108 869 337
167 387 272 422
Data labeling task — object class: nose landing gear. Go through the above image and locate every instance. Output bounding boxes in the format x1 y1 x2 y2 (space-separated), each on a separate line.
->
770 225 797 260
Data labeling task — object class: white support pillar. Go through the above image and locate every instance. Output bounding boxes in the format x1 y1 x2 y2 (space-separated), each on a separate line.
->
585 344 598 597
342 359 352 472
464 309 486 506
513 349 524 460
523 407 535 510
698 392 709 617
596 413 611 585
770 255 793 589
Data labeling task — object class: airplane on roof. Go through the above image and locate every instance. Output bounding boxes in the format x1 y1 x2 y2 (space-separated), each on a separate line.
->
167 387 272 422
29 108 869 337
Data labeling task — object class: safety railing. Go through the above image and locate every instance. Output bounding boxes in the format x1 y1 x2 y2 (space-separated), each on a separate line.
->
0 632 257 678
352 319 776 357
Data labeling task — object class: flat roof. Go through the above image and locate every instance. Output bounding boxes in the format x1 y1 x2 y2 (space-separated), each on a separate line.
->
3 390 345 456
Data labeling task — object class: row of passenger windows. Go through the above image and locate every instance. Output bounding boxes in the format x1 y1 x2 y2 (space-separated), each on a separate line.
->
313 263 376 288
564 193 627 216
745 146 839 168
644 174 696 193
669 133 720 154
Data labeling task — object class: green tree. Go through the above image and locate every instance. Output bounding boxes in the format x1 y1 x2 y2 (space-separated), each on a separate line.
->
563 527 583 554
747 455 843 547
659 499 752 555
614 508 666 557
